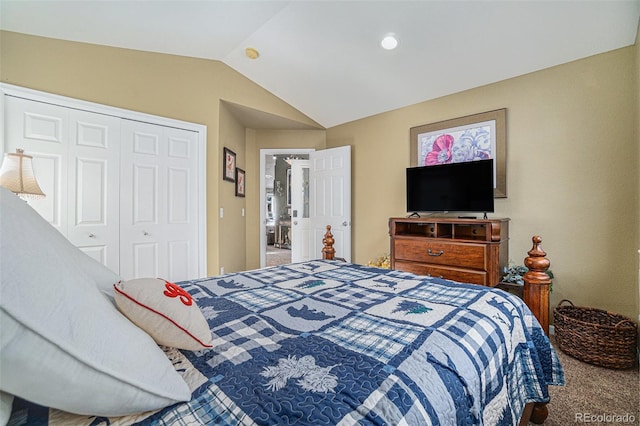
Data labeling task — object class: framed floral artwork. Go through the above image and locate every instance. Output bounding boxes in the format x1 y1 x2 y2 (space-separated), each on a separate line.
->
223 147 236 182
410 108 507 198
235 168 245 197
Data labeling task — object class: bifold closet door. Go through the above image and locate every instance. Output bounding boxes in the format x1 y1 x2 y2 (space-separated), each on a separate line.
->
4 96 121 272
119 120 199 282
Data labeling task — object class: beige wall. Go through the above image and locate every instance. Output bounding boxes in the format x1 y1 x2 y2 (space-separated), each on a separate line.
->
0 31 321 275
218 102 247 274
327 46 639 321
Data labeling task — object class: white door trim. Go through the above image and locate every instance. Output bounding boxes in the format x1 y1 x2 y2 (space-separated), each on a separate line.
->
290 159 311 263
0 83 208 278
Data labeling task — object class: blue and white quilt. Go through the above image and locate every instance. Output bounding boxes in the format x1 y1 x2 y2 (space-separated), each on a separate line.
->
10 261 564 425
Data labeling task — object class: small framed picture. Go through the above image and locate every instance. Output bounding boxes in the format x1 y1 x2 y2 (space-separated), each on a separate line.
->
235 168 246 197
223 147 236 182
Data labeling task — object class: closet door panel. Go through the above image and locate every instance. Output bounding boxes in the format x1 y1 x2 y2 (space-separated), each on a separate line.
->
133 164 159 224
4 89 203 280
68 110 120 274
120 120 198 282
4 97 69 235
120 121 163 280
164 127 199 282
133 242 159 278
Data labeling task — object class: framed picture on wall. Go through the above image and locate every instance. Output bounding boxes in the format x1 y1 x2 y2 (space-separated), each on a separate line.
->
236 168 246 197
223 147 236 182
410 108 507 198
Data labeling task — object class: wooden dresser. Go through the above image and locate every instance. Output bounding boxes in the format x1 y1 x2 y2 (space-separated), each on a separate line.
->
389 217 509 287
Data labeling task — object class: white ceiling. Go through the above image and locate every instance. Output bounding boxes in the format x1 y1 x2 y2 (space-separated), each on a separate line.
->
2 1 639 128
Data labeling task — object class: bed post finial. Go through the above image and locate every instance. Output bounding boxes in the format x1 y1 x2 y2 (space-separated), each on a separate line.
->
523 235 552 336
322 225 335 260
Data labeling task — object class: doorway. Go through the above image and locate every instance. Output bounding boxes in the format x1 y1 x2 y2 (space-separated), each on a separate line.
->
260 149 313 268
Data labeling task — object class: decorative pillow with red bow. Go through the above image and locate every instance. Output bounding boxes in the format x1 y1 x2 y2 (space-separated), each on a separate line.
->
114 278 213 351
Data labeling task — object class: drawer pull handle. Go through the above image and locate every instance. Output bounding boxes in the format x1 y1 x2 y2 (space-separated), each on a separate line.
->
427 249 444 257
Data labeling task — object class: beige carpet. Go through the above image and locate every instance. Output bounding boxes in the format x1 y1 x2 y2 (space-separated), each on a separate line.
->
531 336 639 425
266 245 291 267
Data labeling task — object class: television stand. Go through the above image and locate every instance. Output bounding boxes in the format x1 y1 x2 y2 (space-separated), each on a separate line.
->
389 217 509 286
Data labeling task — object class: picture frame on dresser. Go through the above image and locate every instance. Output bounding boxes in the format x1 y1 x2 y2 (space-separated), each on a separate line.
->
410 108 507 198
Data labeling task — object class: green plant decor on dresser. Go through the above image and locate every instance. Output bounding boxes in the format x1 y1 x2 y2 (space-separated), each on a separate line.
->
502 264 554 287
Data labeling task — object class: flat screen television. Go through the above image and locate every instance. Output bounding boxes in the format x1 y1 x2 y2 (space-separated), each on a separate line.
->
406 159 494 214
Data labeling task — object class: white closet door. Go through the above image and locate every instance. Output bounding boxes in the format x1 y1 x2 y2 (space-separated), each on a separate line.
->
4 96 69 236
4 97 121 272
67 110 121 271
120 120 199 282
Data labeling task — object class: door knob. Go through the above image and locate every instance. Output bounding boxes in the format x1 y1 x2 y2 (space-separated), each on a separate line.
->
143 231 150 236
293 221 298 225
342 221 348 226
88 233 96 238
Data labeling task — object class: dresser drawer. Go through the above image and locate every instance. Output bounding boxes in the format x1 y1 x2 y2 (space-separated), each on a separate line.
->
393 239 487 270
394 261 487 285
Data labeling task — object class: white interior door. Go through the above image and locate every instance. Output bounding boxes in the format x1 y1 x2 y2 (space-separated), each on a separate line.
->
67 109 121 271
310 146 351 261
3 84 207 280
290 159 311 262
119 120 199 282
4 96 69 236
4 96 121 272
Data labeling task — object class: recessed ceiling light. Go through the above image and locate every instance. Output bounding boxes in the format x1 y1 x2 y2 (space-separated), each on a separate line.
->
245 47 259 59
381 34 398 50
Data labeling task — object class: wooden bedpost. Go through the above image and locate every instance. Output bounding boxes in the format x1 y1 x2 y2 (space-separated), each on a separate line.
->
522 235 552 425
522 235 552 336
322 225 335 260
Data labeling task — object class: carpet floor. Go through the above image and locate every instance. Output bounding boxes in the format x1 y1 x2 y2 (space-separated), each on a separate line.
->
531 336 639 425
266 245 291 267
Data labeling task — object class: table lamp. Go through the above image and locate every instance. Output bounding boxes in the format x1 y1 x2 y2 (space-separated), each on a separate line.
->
0 148 46 199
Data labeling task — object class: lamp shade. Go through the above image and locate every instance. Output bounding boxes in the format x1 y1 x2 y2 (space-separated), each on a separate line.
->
0 149 45 198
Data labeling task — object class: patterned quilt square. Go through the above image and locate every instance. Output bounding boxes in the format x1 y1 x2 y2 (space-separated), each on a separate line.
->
366 296 456 328
317 313 423 363
200 315 293 368
314 285 389 310
314 264 380 281
262 297 351 332
240 266 307 284
403 281 482 306
146 383 254 426
226 287 301 312
196 297 253 327
352 270 424 293
211 335 395 425
191 274 265 296
179 280 217 301
284 260 342 274
273 277 343 295
438 308 506 397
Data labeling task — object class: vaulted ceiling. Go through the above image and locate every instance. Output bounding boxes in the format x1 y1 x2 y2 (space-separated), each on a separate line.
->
1 1 639 128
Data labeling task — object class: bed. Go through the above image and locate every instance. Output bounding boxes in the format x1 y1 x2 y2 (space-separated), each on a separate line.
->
0 187 563 425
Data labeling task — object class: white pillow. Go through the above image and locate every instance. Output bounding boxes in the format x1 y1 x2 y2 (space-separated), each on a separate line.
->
0 187 191 416
0 392 12 426
114 278 213 350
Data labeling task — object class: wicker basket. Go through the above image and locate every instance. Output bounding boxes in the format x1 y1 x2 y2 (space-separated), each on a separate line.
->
553 300 638 369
